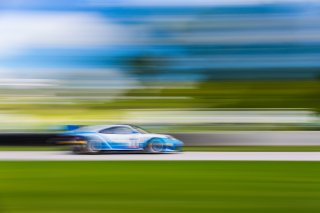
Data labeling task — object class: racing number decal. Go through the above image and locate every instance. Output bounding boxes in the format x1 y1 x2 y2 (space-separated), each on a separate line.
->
129 138 139 148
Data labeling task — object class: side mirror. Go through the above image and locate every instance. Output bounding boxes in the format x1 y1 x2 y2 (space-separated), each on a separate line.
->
132 131 139 134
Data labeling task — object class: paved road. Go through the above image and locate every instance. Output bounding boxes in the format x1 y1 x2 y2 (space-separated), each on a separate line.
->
1 151 320 161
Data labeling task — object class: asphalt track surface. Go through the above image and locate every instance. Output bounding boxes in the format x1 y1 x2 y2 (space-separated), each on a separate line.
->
1 151 320 161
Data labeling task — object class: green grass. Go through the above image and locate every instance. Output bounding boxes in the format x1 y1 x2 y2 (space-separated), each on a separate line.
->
2 80 320 130
119 80 320 110
1 161 320 213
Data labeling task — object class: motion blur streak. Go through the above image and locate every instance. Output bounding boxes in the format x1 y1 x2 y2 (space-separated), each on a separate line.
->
1 1 320 213
0 0 318 131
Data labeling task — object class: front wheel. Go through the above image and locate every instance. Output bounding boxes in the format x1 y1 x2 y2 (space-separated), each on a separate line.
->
144 138 165 153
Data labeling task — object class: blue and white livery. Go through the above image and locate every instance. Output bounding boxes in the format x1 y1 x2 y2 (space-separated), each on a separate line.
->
55 124 183 154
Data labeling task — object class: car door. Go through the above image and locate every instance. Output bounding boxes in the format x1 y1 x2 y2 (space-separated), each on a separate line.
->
99 126 140 149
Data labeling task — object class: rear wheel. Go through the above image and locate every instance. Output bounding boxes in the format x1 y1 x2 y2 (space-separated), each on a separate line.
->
72 140 100 154
72 145 87 154
145 138 165 153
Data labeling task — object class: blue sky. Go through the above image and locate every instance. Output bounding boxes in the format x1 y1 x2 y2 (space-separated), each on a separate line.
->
0 7 134 79
0 0 320 82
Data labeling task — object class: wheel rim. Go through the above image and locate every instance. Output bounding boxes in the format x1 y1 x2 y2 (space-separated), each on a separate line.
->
151 142 164 152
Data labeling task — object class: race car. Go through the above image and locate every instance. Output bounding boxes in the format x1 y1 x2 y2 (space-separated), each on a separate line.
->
52 124 183 154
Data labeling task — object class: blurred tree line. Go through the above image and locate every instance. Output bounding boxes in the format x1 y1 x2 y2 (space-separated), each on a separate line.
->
118 53 320 112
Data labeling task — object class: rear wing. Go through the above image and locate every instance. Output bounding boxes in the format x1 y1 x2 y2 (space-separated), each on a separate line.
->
49 125 83 131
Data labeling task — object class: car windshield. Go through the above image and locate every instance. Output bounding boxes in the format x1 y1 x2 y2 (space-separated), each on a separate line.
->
131 125 149 134
72 125 110 132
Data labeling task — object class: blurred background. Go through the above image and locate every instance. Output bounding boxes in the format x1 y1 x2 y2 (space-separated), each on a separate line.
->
1 0 320 132
2 2 320 213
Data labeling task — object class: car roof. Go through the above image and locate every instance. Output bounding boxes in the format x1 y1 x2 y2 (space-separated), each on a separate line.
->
72 124 132 133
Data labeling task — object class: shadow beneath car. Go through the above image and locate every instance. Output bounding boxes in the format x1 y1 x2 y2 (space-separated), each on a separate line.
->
71 151 181 155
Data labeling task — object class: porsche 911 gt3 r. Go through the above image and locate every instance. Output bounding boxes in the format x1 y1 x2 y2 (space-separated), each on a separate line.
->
53 124 183 154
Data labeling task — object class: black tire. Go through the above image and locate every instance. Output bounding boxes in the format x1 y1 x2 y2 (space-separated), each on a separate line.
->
72 145 86 154
144 138 165 153
72 140 100 154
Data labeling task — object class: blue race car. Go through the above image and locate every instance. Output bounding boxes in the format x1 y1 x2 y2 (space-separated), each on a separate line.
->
53 124 183 154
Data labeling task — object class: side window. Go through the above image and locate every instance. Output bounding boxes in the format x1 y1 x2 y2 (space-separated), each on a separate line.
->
100 127 134 134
